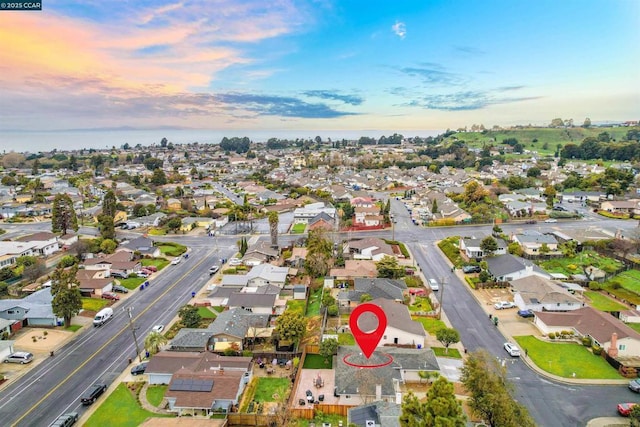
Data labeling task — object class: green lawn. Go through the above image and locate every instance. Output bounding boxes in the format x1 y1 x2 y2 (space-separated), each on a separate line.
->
303 353 332 369
286 299 306 314
610 270 640 294
142 258 169 271
291 223 306 234
305 288 322 317
65 325 82 332
411 316 446 335
197 306 217 319
539 250 623 276
211 306 224 313
146 385 167 407
156 243 187 256
627 323 640 334
338 333 355 345
119 277 146 290
432 347 462 359
584 291 628 312
85 383 173 427
409 297 433 313
252 378 290 402
514 336 623 379
437 236 463 267
81 297 108 312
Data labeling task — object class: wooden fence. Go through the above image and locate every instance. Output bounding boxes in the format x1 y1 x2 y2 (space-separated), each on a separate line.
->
227 413 275 426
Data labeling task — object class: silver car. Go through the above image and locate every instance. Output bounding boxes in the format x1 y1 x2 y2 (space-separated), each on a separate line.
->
504 343 521 357
4 351 34 364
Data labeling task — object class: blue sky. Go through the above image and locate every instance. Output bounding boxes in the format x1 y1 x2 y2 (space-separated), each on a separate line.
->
0 0 638 133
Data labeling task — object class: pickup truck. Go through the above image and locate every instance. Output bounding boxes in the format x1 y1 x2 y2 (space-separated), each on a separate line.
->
81 383 107 405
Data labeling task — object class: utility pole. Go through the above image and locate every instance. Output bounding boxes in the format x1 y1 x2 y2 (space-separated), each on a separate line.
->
125 307 143 363
438 276 447 320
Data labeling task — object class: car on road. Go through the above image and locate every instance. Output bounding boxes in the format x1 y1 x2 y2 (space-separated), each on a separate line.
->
81 383 107 405
517 309 535 318
629 378 640 393
208 266 220 275
552 206 567 211
544 218 558 223
101 292 120 301
228 258 242 266
151 324 165 333
504 342 521 357
170 257 181 265
428 278 439 291
494 301 516 310
130 362 148 376
617 402 637 416
112 284 129 293
50 412 79 427
4 351 33 364
462 265 481 274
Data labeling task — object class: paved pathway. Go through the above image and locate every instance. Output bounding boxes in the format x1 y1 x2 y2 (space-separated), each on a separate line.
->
138 382 169 414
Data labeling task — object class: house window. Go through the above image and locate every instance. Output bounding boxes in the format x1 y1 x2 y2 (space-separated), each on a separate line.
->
619 344 626 350
383 335 387 339
7 310 14 314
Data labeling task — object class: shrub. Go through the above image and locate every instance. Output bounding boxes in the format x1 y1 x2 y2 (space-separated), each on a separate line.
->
582 336 592 346
561 330 573 337
327 304 338 317
610 280 622 290
567 264 578 271
592 345 602 356
548 332 556 340
242 350 253 357
588 281 601 290
404 276 423 288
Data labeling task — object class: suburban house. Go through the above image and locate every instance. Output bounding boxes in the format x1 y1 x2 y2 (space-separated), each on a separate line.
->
119 236 161 258
348 401 402 427
345 237 395 261
0 241 37 267
134 212 167 227
534 307 640 358
354 206 382 226
146 351 252 385
459 237 507 259
180 217 215 232
486 254 551 282
293 202 337 224
246 264 289 288
337 278 407 307
308 213 335 231
58 233 79 249
75 270 113 297
620 309 640 324
561 191 603 204
330 260 377 280
0 288 60 327
510 276 582 312
599 200 639 214
227 290 278 315
512 231 560 255
15 232 60 257
335 346 439 402
354 298 425 347
285 247 307 268
350 197 376 208
170 308 270 352
242 241 280 266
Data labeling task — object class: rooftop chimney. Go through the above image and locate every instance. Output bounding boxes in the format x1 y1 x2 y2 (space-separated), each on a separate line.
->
608 332 618 358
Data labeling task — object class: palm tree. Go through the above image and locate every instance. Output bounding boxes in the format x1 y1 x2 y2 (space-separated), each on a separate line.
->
268 211 279 247
144 332 168 355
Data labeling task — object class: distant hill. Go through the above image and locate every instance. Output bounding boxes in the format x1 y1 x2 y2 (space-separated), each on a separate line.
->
445 126 636 156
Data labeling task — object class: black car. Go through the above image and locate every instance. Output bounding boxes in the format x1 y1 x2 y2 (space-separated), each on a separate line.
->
518 309 535 318
81 383 107 405
525 220 537 224
462 265 481 274
130 362 148 376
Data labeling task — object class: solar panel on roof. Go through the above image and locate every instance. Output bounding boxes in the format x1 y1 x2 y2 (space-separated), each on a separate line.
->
169 378 214 392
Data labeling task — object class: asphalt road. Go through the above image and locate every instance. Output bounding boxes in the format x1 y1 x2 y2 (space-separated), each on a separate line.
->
0 243 237 427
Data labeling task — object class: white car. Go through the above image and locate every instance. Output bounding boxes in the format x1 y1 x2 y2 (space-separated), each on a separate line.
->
504 342 521 357
494 301 516 310
170 258 181 265
228 258 242 266
151 325 164 333
544 218 558 223
208 266 219 275
428 278 439 291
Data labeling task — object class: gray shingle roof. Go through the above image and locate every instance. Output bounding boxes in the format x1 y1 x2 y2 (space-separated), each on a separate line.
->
207 308 270 338
348 401 402 427
486 254 550 278
227 293 276 309
357 298 425 337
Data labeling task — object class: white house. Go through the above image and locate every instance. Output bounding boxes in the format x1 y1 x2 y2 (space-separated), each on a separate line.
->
510 276 582 312
246 264 289 288
0 242 36 267
293 202 336 224
16 232 60 257
356 298 425 347
534 307 640 358
620 309 640 324
459 237 507 259
486 254 551 282
512 231 559 255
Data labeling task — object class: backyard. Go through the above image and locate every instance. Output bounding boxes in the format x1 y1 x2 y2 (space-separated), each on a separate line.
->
85 383 173 427
514 336 622 379
584 291 628 312
286 299 306 314
291 223 306 234
252 377 290 402
302 353 332 369
600 270 640 306
338 333 355 346
539 250 622 276
305 287 322 317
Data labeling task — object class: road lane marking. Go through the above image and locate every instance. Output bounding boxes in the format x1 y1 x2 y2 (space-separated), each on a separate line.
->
10 248 214 427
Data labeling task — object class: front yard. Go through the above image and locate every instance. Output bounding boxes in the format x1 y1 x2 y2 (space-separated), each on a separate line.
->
409 296 433 313
81 297 108 312
197 306 217 319
85 383 173 427
412 316 446 335
141 258 169 271
146 385 167 407
514 335 623 379
119 277 146 290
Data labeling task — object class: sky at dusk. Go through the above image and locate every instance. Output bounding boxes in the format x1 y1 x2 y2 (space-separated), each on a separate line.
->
0 0 638 136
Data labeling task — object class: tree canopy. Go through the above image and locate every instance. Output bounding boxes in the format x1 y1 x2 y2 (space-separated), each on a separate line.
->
275 310 307 344
400 377 466 427
52 194 78 235
51 265 82 328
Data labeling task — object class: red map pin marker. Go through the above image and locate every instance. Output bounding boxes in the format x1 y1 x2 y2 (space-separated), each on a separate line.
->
349 303 387 359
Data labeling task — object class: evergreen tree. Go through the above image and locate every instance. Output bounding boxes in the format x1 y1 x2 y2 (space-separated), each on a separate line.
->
52 194 78 235
102 189 117 218
400 377 466 426
51 265 82 328
98 214 115 240
178 305 201 328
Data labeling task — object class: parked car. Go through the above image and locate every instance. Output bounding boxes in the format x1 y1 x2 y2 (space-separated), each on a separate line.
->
462 265 481 274
228 258 242 266
517 309 535 318
130 362 148 376
503 342 521 357
170 257 181 265
494 301 516 310
544 218 558 223
101 292 120 301
208 266 220 275
50 412 79 427
4 351 33 364
110 271 127 279
525 220 537 224
617 402 637 416
553 206 567 211
151 324 165 333
135 271 149 278
81 383 107 405
143 265 158 272
629 378 640 393
112 285 129 293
